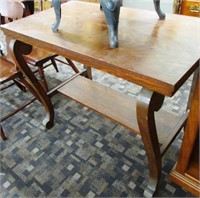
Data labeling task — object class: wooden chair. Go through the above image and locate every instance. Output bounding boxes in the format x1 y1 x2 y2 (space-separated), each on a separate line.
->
0 1 26 140
0 53 36 140
1 0 80 92
0 0 56 91
0 54 25 92
0 0 80 140
0 0 25 23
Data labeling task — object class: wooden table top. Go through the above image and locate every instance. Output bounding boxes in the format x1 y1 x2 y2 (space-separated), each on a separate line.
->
1 1 199 96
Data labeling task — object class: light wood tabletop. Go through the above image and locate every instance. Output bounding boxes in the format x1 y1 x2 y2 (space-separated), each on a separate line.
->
1 1 199 96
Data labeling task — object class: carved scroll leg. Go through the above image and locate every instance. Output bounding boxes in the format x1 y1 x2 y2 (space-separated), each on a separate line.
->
51 0 61 32
153 0 166 20
137 88 165 197
9 40 54 129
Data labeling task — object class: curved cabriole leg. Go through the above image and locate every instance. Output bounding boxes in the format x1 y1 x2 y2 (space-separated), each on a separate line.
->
153 0 166 19
51 0 61 32
9 39 54 129
136 88 165 197
100 0 122 48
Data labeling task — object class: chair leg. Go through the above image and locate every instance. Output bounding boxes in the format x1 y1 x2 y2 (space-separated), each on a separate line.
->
0 125 8 141
51 58 59 72
13 80 27 92
37 67 49 92
65 58 80 73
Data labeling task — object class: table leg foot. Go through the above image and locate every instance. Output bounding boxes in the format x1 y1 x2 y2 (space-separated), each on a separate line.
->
42 115 54 129
144 184 157 198
137 88 165 197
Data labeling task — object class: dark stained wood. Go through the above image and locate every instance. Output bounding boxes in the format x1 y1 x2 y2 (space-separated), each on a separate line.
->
136 88 164 197
1 1 199 96
23 47 58 91
9 40 55 129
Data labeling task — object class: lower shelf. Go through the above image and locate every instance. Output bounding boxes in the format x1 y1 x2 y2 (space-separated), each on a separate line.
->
58 76 187 154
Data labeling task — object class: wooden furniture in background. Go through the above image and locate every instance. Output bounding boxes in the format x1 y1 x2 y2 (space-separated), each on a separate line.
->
1 1 199 196
0 0 59 92
170 72 199 196
180 0 200 17
170 1 200 196
173 0 200 16
1 0 80 92
0 0 35 141
0 0 80 140
37 0 70 11
0 55 36 141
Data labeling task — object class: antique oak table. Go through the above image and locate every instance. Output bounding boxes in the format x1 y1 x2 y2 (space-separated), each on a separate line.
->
1 1 199 197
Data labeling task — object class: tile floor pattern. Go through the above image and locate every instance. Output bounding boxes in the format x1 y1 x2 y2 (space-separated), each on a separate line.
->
0 58 195 197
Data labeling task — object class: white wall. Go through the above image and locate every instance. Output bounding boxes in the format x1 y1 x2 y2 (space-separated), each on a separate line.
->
122 0 174 13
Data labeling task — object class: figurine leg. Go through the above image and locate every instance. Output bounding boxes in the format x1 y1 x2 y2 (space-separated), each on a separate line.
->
153 0 165 19
52 0 61 32
100 0 122 48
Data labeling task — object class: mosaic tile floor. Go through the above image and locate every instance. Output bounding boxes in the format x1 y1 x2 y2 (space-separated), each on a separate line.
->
0 58 195 197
